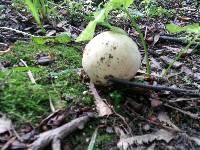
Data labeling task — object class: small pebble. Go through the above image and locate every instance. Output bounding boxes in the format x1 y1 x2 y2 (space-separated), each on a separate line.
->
106 127 114 134
37 55 53 66
143 124 150 131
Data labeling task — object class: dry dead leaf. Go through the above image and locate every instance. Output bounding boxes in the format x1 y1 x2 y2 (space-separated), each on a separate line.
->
162 46 181 54
158 111 180 131
117 129 175 150
147 142 156 150
153 33 160 46
162 46 193 54
0 113 12 134
178 16 191 21
89 82 112 116
189 136 200 146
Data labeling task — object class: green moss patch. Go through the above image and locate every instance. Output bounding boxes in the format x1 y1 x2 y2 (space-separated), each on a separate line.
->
0 41 92 126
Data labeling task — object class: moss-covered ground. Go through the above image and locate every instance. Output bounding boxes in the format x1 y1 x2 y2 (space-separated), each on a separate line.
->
0 41 93 125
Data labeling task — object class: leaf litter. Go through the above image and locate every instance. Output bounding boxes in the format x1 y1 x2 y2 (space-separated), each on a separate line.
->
0 113 12 134
117 129 175 150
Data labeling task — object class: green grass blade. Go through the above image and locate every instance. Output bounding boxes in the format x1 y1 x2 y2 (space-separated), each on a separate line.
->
25 0 45 32
87 128 98 150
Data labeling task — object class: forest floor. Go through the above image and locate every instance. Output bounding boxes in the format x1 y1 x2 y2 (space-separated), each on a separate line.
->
0 0 200 149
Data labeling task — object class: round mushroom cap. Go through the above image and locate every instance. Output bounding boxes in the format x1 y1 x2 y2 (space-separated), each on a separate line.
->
82 31 141 85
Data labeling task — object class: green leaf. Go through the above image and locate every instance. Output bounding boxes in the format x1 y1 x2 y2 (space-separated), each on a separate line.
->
110 0 133 9
130 10 144 19
76 9 106 42
100 22 127 35
87 128 98 150
166 23 200 33
32 32 72 44
110 90 123 106
13 67 42 72
54 33 72 43
75 21 97 42
185 24 200 33
124 0 134 8
0 70 12 78
25 0 45 32
76 0 133 42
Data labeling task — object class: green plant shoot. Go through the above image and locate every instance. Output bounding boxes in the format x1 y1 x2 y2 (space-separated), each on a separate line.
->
76 0 134 42
163 23 200 76
25 0 46 32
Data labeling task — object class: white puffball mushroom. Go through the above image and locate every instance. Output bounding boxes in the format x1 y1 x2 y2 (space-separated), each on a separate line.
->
82 31 141 85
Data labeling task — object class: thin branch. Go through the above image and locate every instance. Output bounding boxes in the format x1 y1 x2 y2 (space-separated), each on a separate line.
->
169 97 200 103
0 27 34 37
109 78 199 96
164 103 200 119
28 114 94 150
159 35 200 47
1 137 16 150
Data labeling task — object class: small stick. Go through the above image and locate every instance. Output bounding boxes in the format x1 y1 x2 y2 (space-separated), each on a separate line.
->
20 59 36 84
28 114 94 150
159 35 200 47
1 137 16 150
12 126 23 142
164 103 199 119
169 97 200 103
109 78 199 96
0 27 33 37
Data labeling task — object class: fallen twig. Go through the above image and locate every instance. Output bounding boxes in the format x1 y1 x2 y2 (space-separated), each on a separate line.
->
109 78 200 96
159 35 200 47
39 109 63 129
164 103 200 119
0 27 33 37
28 113 94 150
1 137 16 150
169 97 200 103
112 107 133 135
